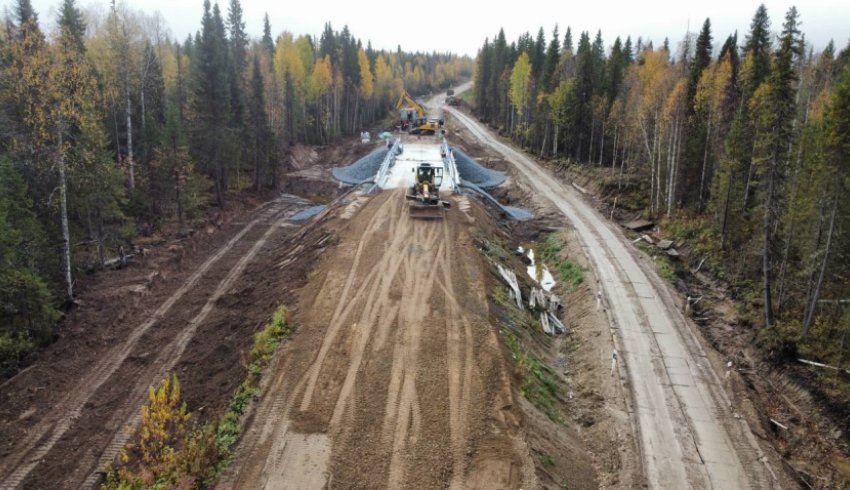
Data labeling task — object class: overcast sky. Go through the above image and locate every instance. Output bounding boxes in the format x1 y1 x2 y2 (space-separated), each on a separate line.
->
12 0 850 56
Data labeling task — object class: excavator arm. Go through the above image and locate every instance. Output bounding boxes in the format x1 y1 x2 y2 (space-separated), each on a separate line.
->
395 90 426 118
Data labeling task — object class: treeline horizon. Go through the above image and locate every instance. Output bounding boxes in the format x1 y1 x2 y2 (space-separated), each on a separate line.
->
473 5 850 364
0 0 472 374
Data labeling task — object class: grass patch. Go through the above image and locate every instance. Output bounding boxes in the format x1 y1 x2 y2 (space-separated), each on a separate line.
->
102 306 292 489
502 328 562 424
541 233 562 262
654 254 677 283
457 86 475 107
536 450 555 467
557 260 584 289
480 232 564 423
542 233 583 289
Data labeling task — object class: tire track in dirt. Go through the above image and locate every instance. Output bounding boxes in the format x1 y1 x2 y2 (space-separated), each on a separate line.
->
439 213 475 490
384 220 443 488
297 194 397 412
78 207 295 489
329 196 411 427
224 189 532 489
0 199 288 490
447 106 772 489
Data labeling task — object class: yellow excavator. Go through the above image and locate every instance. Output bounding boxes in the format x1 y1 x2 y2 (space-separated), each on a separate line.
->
396 90 426 131
396 89 444 135
406 163 451 219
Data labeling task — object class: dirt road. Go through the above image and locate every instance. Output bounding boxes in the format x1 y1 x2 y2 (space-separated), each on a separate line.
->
0 195 311 489
446 106 776 489
222 189 535 489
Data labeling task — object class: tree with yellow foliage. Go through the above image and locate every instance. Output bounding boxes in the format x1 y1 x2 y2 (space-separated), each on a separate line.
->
510 52 531 143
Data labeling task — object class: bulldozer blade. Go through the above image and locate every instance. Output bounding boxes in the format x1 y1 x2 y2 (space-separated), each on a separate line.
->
408 202 444 219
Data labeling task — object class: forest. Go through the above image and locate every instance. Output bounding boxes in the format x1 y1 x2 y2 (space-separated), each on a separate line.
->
472 5 850 365
0 0 472 373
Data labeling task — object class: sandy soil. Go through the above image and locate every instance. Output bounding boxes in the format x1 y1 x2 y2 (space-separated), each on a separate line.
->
222 189 537 489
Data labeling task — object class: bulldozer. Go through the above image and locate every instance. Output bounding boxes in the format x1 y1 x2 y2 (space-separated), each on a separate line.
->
406 162 451 219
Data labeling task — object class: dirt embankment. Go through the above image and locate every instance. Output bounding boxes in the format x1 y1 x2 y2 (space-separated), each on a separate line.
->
282 136 388 201
224 185 638 489
223 189 536 489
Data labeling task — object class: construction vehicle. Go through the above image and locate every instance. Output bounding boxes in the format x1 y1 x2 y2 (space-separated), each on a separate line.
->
396 90 426 131
396 89 444 134
408 119 442 136
444 88 456 105
406 162 451 219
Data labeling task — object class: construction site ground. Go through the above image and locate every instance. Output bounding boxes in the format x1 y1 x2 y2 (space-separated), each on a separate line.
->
0 140 374 489
5 83 841 490
0 125 634 489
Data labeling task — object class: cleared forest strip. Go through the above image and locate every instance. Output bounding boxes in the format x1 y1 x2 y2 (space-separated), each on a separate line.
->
0 199 289 490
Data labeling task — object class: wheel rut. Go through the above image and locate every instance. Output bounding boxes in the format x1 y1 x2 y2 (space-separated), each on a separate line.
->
225 189 531 489
0 198 297 490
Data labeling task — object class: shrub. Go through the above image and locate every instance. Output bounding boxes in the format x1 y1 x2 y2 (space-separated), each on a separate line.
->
103 306 292 489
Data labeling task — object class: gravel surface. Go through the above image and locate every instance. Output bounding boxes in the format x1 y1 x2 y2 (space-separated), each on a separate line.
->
452 148 505 189
331 147 389 185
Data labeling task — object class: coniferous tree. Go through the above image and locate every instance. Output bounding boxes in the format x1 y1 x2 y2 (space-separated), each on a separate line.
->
57 0 85 53
0 158 57 372
261 13 274 56
801 63 850 336
191 0 232 205
563 27 573 53
572 31 594 160
14 0 38 32
754 6 801 327
743 4 773 98
248 53 271 190
623 36 633 64
681 19 713 207
539 26 560 92
531 27 545 78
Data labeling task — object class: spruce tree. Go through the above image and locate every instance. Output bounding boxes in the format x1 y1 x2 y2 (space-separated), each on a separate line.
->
531 27 545 78
57 0 85 53
248 54 270 190
261 13 274 56
607 36 626 100
475 38 491 113
572 31 594 160
539 26 560 92
563 27 573 53
688 19 713 109
754 6 801 327
14 0 37 27
743 4 772 97
191 0 232 205
623 36 633 63
680 18 714 207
